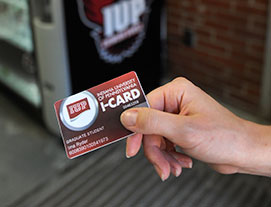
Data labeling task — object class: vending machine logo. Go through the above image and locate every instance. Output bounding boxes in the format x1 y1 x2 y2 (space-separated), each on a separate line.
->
60 91 99 131
77 0 152 63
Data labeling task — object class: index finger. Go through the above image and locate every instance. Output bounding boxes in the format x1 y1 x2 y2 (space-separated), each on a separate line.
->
146 80 184 114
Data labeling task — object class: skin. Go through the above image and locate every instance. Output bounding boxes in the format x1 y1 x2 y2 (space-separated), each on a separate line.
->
120 77 271 181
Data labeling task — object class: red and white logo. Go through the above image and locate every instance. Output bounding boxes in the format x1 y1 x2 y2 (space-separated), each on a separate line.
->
60 91 98 131
66 98 91 120
77 0 152 63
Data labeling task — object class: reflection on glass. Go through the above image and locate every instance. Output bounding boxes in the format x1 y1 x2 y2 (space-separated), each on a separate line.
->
0 0 33 52
0 63 41 107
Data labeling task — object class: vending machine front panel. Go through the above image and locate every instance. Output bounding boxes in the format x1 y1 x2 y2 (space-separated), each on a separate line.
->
63 0 162 93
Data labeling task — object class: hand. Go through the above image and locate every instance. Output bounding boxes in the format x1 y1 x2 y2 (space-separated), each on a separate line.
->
120 77 271 180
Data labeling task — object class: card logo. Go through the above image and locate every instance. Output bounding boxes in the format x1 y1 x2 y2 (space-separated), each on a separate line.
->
67 98 91 120
77 0 153 63
60 91 98 131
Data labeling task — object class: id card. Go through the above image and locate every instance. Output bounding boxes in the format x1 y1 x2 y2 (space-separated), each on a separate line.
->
54 71 149 159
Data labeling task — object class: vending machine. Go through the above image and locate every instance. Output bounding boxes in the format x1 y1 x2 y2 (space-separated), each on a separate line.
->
0 0 162 134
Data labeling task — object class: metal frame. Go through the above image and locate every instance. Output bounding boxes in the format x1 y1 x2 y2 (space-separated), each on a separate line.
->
33 0 72 134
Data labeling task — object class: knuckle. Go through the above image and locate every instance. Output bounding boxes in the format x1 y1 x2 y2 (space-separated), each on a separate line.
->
172 77 193 91
172 77 201 97
173 77 190 86
173 77 187 83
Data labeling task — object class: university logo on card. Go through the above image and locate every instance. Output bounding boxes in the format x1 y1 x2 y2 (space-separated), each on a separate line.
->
66 98 91 120
60 91 99 131
76 0 153 63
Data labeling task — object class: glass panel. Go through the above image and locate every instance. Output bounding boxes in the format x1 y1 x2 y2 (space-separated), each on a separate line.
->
0 0 33 52
0 62 41 107
0 0 40 107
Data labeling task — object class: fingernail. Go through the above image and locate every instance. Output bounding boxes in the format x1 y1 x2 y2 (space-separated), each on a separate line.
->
174 168 182 177
154 165 167 182
126 152 131 159
121 110 138 127
178 161 193 169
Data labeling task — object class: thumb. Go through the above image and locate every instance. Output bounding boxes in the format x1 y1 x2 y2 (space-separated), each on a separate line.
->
120 107 187 144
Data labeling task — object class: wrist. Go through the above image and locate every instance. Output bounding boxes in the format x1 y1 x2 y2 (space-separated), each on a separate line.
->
237 120 271 176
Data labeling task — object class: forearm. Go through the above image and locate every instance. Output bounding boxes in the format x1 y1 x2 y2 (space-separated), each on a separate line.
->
237 121 271 176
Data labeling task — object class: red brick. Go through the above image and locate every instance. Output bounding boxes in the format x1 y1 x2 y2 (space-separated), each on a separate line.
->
167 0 267 113
197 40 227 53
202 0 231 9
235 2 267 17
215 33 246 47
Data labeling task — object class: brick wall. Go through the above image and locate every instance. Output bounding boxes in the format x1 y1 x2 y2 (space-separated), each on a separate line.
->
167 0 269 114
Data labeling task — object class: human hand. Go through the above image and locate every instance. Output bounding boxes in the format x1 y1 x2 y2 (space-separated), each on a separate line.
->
120 78 271 180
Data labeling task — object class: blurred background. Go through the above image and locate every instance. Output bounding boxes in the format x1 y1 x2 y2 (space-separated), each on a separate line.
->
0 0 271 206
